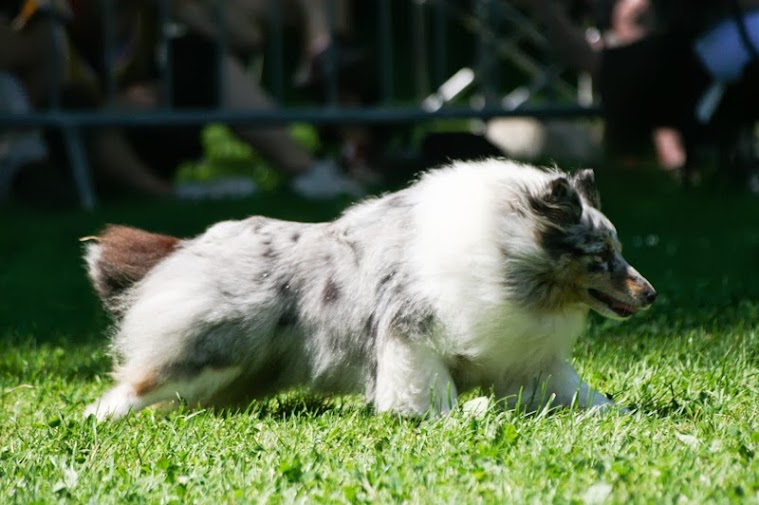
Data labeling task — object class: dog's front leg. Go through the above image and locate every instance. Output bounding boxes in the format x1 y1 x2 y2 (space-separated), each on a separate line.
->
542 360 615 410
496 361 615 412
373 336 457 416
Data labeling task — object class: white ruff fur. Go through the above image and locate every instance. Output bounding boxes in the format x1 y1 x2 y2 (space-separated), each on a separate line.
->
410 162 585 356
86 159 621 420
407 161 596 405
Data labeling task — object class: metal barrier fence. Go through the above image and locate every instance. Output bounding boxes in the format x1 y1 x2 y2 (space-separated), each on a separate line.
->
0 0 598 208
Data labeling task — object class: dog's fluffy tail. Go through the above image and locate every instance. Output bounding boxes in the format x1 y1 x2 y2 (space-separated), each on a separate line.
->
82 225 181 314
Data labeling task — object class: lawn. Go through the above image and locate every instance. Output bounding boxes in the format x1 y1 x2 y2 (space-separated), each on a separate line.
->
1 168 758 504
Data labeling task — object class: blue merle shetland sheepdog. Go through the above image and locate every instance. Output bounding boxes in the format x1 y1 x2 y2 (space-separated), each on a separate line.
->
82 159 655 420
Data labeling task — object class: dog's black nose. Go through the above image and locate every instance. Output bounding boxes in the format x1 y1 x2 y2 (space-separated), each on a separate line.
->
644 289 657 304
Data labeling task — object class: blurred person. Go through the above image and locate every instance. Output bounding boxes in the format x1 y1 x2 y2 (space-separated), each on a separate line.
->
176 0 381 184
0 1 61 203
535 0 759 182
658 0 759 186
533 0 689 170
110 0 365 199
0 0 174 203
0 72 51 202
292 0 381 185
0 0 70 107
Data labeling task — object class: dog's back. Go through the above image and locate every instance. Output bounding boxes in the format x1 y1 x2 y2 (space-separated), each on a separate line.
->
83 225 180 315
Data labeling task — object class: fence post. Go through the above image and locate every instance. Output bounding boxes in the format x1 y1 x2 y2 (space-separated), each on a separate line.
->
267 0 284 103
63 124 96 210
214 0 227 107
378 0 394 103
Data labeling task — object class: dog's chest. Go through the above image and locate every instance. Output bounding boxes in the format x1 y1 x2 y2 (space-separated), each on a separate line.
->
454 304 587 375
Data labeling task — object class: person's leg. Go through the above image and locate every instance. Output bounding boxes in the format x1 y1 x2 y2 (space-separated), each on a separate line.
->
296 0 350 57
89 128 174 197
532 0 601 76
291 1 380 184
221 55 364 197
222 56 314 175
599 35 701 168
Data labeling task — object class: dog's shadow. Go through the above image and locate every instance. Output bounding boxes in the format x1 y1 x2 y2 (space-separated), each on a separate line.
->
204 392 374 421
626 396 708 420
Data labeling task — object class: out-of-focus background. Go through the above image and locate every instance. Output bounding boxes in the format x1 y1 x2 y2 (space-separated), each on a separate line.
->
1 0 757 209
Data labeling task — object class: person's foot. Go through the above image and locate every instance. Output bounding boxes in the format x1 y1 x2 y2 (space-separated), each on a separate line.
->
653 127 686 171
175 177 257 200
291 159 364 200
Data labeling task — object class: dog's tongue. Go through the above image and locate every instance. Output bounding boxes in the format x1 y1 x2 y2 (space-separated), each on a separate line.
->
611 300 635 317
589 289 637 317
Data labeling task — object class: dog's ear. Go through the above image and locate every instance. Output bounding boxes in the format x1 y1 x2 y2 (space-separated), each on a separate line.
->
530 176 583 226
571 168 600 209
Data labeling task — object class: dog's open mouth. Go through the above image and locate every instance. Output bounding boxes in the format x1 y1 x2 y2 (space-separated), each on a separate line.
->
588 289 636 318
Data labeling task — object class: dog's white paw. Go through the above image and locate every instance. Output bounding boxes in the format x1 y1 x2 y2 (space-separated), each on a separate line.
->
84 384 137 421
83 402 106 421
83 400 123 422
462 396 492 418
585 402 631 415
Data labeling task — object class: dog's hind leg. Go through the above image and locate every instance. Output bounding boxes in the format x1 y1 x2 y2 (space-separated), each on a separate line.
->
373 336 457 416
84 383 146 421
84 366 242 421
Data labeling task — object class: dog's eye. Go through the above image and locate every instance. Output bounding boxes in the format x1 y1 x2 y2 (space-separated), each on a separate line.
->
585 248 613 271
587 258 606 272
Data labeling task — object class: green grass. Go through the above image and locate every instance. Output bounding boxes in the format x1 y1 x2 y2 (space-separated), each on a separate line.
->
1 169 758 503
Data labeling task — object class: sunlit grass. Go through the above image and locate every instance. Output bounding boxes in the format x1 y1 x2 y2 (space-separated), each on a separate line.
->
1 168 757 503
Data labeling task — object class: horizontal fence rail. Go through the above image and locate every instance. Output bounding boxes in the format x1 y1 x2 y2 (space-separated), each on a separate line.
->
0 105 600 128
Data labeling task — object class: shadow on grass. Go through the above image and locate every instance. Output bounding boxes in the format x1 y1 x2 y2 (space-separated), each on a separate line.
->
0 337 110 384
629 399 700 420
192 392 374 421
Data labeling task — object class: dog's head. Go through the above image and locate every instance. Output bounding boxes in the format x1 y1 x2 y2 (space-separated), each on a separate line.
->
528 169 656 319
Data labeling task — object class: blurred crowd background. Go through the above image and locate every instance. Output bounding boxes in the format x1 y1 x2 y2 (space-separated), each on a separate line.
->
0 0 757 208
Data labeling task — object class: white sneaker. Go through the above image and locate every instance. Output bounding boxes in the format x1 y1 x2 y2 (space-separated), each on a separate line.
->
291 160 364 200
175 177 257 200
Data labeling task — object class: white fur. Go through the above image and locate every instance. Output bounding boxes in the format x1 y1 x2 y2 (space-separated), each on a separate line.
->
86 159 623 420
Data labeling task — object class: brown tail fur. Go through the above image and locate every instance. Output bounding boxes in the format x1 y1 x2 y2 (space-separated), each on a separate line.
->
83 225 181 314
